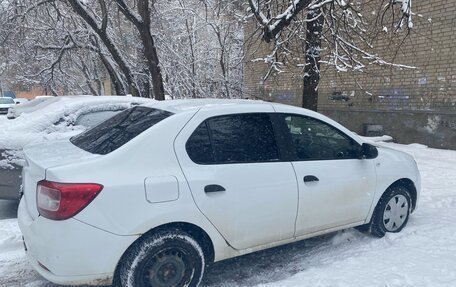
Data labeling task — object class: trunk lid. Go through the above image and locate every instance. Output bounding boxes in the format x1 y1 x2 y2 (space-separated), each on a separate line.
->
22 140 100 220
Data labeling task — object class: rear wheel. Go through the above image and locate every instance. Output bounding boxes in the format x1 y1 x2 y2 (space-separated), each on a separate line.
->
365 186 412 238
115 229 205 287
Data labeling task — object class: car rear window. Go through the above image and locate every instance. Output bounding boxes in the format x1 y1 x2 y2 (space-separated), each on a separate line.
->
70 106 173 155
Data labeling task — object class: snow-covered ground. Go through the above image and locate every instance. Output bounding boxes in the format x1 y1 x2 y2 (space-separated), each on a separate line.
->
1 141 456 287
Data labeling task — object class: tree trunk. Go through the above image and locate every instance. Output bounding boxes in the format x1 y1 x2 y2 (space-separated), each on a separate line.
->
138 0 165 100
67 0 140 97
302 9 323 111
115 0 165 100
139 30 165 100
184 17 197 98
98 52 126 95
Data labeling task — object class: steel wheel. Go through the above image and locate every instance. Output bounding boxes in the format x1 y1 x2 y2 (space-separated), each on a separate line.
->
115 229 205 287
366 186 412 238
383 195 409 232
141 247 193 287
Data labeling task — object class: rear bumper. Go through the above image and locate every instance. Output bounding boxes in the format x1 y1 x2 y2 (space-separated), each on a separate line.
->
18 199 139 286
26 256 112 286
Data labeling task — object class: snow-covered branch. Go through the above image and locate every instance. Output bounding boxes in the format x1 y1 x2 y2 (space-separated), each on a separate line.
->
248 0 416 75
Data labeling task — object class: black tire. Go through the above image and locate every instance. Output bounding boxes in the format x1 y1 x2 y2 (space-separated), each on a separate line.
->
114 229 205 287
367 186 412 238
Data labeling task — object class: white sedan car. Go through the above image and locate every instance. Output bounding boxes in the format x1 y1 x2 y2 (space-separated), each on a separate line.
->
7 96 59 119
18 99 420 286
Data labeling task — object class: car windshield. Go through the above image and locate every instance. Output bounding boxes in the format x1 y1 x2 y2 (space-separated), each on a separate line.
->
70 106 173 155
0 97 14 104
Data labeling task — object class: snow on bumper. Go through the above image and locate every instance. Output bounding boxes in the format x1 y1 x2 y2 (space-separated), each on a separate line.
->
18 198 139 285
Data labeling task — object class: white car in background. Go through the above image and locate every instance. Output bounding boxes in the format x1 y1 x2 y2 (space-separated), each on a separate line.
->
18 99 420 286
7 96 60 119
7 96 73 119
0 97 16 115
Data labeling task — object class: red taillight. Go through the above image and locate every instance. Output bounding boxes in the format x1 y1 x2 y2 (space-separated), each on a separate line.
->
36 180 103 220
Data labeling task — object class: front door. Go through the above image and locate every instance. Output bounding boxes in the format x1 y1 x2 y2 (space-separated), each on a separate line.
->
276 113 377 235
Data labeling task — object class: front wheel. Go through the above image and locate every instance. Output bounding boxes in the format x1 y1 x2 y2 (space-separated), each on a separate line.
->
366 186 412 238
115 229 205 287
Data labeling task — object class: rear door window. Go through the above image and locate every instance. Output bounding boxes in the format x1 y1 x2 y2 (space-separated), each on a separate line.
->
185 122 215 164
71 106 172 155
186 113 279 164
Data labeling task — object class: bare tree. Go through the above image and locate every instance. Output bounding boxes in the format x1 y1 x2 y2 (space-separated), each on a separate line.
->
113 0 165 100
65 0 143 97
1 0 110 96
154 0 244 98
0 0 244 99
248 0 414 111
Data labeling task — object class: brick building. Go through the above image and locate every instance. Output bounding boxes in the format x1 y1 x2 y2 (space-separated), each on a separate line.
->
244 1 456 149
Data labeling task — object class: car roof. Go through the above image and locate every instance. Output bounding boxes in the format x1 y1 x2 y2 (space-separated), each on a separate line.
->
141 98 323 118
141 99 362 143
143 98 275 113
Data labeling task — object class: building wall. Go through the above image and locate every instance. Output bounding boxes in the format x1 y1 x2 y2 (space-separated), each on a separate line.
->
14 86 46 99
319 109 456 149
243 22 304 106
318 0 456 111
243 1 456 149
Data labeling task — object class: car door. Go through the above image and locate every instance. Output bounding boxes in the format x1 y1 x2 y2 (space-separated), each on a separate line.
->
274 113 377 236
175 108 299 250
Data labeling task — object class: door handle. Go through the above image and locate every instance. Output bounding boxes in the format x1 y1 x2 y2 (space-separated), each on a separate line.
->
304 175 319 183
204 184 226 193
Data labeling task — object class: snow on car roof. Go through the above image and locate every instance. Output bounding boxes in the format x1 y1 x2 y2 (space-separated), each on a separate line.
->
0 96 154 150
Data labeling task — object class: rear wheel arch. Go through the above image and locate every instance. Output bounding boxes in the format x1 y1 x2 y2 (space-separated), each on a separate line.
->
153 222 215 264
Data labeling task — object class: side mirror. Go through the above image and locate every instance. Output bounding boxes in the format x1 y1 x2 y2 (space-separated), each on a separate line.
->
360 143 378 159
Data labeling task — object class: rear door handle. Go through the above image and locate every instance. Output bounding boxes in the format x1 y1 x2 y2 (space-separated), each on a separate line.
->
304 175 319 183
204 184 226 193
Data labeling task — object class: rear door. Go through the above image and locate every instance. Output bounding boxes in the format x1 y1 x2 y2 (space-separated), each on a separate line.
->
175 107 298 250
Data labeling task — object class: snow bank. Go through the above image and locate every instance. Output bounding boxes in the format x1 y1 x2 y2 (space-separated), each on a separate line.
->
0 219 34 286
359 135 394 143
0 219 22 253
